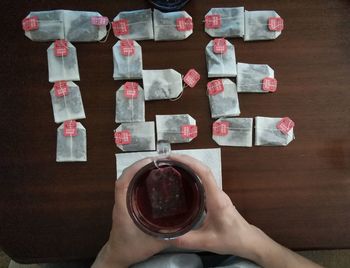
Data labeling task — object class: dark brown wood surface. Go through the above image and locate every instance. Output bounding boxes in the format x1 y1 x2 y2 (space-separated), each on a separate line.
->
1 0 350 264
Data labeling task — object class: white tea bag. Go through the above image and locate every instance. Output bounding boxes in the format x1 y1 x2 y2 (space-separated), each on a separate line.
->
255 116 295 146
64 11 108 42
153 9 193 41
115 82 145 123
112 9 154 40
114 122 155 152
206 38 237 78
47 40 80 82
204 7 244 38
113 40 143 80
57 121 87 162
237 62 277 93
244 10 284 41
212 117 253 147
50 81 86 123
143 69 183 101
156 114 197 144
23 10 108 42
207 79 240 118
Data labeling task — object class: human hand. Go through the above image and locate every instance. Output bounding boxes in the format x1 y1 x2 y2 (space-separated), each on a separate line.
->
92 158 170 268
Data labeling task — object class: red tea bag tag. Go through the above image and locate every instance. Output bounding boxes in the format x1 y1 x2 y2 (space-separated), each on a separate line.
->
262 77 278 92
181 125 198 139
183 69 200 88
112 19 129 36
64 120 77 137
91 16 109 26
114 130 131 145
120 40 135 56
54 40 68 57
268 17 284 31
213 121 229 136
207 80 224 95
54 81 69 97
205 14 221 29
22 16 39 31
213 38 227 54
176 17 193 31
276 117 295 135
123 82 139 98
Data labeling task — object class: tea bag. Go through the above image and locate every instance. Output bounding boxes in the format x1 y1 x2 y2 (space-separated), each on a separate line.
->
112 9 154 40
153 9 193 41
114 122 155 152
146 166 187 219
115 82 145 123
255 116 295 146
112 40 143 80
206 39 237 78
56 121 87 162
47 40 80 82
23 10 108 42
212 117 253 147
237 62 276 93
204 7 244 38
50 81 86 123
244 10 284 41
156 114 197 144
207 79 240 118
143 69 183 101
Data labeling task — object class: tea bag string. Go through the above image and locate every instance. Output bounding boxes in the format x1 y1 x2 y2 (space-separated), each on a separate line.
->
213 126 252 131
170 75 187 102
99 21 112 43
256 127 295 138
202 15 240 23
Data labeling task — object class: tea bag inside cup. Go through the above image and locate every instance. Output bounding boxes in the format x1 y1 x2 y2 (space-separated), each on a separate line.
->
47 40 80 82
143 69 183 101
64 11 108 42
115 82 145 123
244 10 284 41
204 7 244 38
50 81 86 123
112 9 154 40
206 39 237 78
153 9 193 41
56 121 87 162
23 10 64 41
255 116 295 146
156 114 197 144
114 122 155 152
212 117 253 147
237 62 276 93
207 79 240 118
113 40 143 80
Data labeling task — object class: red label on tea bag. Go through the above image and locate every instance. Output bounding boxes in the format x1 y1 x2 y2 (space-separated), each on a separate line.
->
205 14 221 29
91 16 109 26
276 117 295 135
213 38 227 54
114 130 132 145
54 40 68 57
183 69 200 88
213 121 229 136
268 17 284 31
54 81 69 97
112 19 129 36
207 79 224 95
176 17 193 31
123 82 139 98
64 120 77 137
181 125 198 139
120 39 135 56
262 77 278 92
22 16 39 31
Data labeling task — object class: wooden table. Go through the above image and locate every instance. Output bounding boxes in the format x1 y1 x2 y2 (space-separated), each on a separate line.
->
1 0 350 264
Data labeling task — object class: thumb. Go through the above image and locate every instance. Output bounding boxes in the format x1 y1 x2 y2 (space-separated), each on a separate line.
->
173 229 208 251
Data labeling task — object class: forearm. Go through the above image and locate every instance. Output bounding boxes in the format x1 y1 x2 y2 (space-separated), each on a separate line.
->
246 227 323 268
92 242 129 268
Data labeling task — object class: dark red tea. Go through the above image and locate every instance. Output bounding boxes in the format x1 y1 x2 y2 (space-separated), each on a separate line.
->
127 160 205 239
